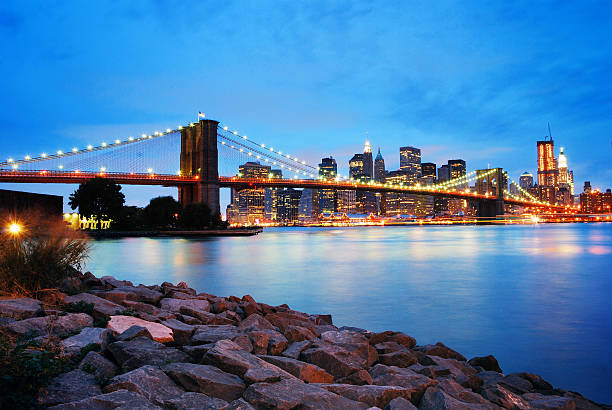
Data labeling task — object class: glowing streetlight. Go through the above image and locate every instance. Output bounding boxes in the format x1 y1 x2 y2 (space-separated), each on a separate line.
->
8 223 21 235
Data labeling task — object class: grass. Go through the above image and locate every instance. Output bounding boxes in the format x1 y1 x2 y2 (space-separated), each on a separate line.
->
0 211 90 298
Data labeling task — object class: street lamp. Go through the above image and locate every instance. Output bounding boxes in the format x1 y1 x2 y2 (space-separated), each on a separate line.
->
8 222 22 235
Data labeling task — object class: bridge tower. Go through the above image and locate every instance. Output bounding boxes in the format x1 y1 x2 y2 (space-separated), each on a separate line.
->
477 167 506 217
179 119 220 215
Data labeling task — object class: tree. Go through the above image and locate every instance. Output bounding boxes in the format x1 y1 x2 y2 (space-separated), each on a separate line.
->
181 203 213 229
142 196 181 228
68 178 125 224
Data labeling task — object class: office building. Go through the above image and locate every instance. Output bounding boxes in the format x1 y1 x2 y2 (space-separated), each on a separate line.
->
337 190 357 214
235 162 270 224
276 188 302 223
264 169 283 222
421 162 436 180
374 148 386 182
318 157 337 213
363 140 373 179
537 138 558 187
399 146 421 179
519 172 534 190
298 188 319 223
349 154 365 180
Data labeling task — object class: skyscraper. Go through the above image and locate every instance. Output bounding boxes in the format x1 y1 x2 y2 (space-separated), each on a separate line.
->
421 162 436 180
276 188 302 223
264 169 283 222
318 157 337 213
349 154 364 180
537 138 558 187
363 140 373 179
557 147 574 197
447 159 466 181
519 172 534 190
374 148 386 182
236 162 270 224
437 164 450 182
298 189 319 223
399 146 422 179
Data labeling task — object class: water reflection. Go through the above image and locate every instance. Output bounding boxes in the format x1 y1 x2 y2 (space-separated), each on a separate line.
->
87 223 612 403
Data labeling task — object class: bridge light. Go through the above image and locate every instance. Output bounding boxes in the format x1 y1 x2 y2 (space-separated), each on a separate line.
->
221 141 225 145
223 126 228 131
148 135 153 139
261 143 265 148
248 152 252 156
75 170 80 173
128 137 134 141
233 131 238 135
115 139 120 144
57 150 63 155
41 153 47 158
8 222 22 235
177 170 181 175
166 128 171 133
243 135 247 140
25 155 31 160
286 154 291 158
141 134 147 138
7 158 13 162
58 165 63 169
147 168 153 174
102 142 107 147
178 126 183 130
269 147 274 152
87 145 93 150
12 164 17 169
293 158 298 162
239 148 243 152
301 161 306 164
264 158 269 162
72 147 78 152
278 151 282 154
100 167 106 172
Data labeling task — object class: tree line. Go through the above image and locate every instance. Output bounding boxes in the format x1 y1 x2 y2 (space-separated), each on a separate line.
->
67 177 226 230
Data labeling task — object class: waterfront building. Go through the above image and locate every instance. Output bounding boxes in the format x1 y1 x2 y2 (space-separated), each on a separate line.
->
264 169 283 222
363 140 373 179
580 188 612 214
235 162 270 224
318 157 337 213
298 188 319 223
447 159 467 214
337 189 357 214
557 147 575 200
276 188 302 223
421 162 436 180
374 148 386 182
519 172 534 190
383 170 412 216
399 146 421 178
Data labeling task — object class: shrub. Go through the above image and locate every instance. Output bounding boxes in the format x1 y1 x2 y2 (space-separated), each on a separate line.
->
0 211 90 298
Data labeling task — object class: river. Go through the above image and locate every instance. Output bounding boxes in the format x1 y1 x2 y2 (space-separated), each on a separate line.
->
87 223 612 403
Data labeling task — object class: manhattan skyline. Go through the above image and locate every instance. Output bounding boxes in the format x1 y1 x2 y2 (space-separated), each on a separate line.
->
1 1 611 207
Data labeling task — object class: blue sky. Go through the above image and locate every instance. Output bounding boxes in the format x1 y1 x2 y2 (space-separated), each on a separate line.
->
1 1 611 210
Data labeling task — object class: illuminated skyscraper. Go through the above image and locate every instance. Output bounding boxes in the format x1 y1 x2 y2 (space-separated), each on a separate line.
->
399 146 421 179
264 169 282 222
298 189 319 223
276 188 302 223
374 148 386 182
537 138 558 187
519 172 534 189
318 157 337 213
557 147 574 196
421 162 436 180
363 140 373 179
235 162 271 224
349 154 364 180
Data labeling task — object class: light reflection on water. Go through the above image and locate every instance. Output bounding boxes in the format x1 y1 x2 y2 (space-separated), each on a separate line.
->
87 223 612 403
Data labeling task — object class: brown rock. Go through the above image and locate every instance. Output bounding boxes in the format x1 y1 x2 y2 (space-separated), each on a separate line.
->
315 384 413 408
90 289 138 305
163 392 228 410
243 378 369 409
419 386 493 409
0 297 43 319
163 362 246 402
336 369 373 385
238 313 276 332
414 342 467 361
369 331 417 350
107 336 189 372
244 367 283 384
379 351 419 368
385 396 418 409
370 364 437 403
162 318 195 345
231 334 254 352
107 315 173 343
65 293 126 317
523 392 577 409
282 340 312 359
260 355 334 383
482 385 530 409
427 355 477 380
468 355 503 373
242 294 256 304
300 341 368 378
284 325 317 343
160 298 210 314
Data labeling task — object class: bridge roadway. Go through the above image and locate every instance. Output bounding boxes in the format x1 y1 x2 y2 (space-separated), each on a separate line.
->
0 169 572 212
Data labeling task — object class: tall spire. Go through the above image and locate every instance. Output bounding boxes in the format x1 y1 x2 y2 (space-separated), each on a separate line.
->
375 147 383 160
364 139 372 154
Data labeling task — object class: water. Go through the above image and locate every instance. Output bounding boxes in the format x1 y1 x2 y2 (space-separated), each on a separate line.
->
87 223 612 403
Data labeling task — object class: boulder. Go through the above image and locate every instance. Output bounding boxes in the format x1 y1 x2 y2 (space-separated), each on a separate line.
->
191 325 242 345
385 396 418 409
38 369 102 407
336 369 374 385
284 325 317 342
260 355 334 383
163 392 229 410
243 378 369 409
481 385 530 409
65 293 125 316
104 365 184 406
413 342 467 361
226 398 256 409
160 298 210 314
315 384 414 408
123 285 164 304
79 351 118 380
249 329 288 355
515 372 553 391
419 386 493 409
90 289 138 305
232 334 254 352
0 297 43 319
321 330 376 365
265 311 316 333
244 367 283 384
427 355 477 380
180 306 218 324
523 392 577 409
282 340 312 359
163 362 246 402
107 336 189 372
201 339 295 379
101 275 133 288
369 331 417 350
369 364 437 403
300 340 368 378
241 302 259 317
468 355 503 373
238 313 276 332
60 327 113 356
499 373 534 394
182 343 215 362
117 325 154 342
162 318 195 345
47 389 158 409
1 313 93 339
107 315 174 343
436 379 494 405
378 350 418 368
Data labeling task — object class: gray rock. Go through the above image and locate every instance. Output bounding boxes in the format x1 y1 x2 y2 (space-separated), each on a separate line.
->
468 355 503 373
369 364 437 404
378 350 418 368
48 389 160 409
1 313 93 339
101 275 133 288
259 355 334 383
163 362 246 402
162 318 195 345
500 373 534 394
419 386 493 409
300 340 368 378
108 336 189 372
427 355 477 380
321 329 377 366
65 293 126 316
201 339 295 379
163 392 228 410
232 334 254 352
523 392 577 409
38 369 102 406
0 297 43 319
61 327 113 356
244 367 283 384
238 313 276 332
282 340 311 359
225 398 256 409
90 289 138 305
436 379 495 406
413 342 467 361
481 385 530 409
385 396 418 409
314 384 414 408
117 325 153 341
123 285 164 304
103 365 184 406
182 343 215 362
369 331 417 350
161 298 210 314
79 351 118 380
191 325 242 345
243 378 369 409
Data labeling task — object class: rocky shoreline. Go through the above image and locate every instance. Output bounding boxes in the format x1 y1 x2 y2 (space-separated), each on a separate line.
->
0 272 607 409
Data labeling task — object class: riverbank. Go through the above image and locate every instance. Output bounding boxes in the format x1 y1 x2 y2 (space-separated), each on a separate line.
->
0 271 607 409
86 227 262 238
